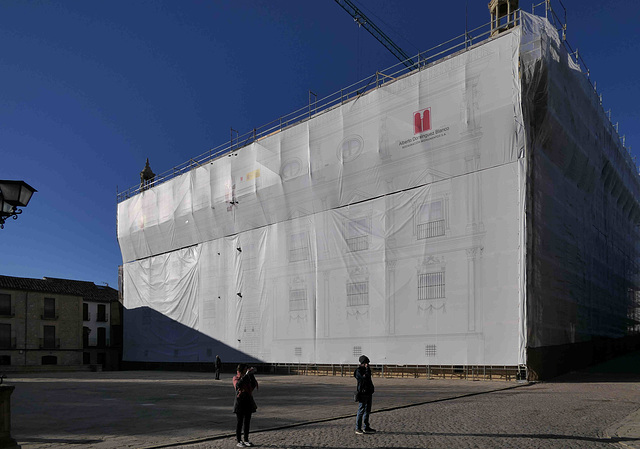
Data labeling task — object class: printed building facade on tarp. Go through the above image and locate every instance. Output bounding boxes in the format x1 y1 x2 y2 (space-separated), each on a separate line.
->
116 12 640 379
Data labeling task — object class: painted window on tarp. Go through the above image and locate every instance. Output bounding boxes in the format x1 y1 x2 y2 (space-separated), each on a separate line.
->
345 217 370 252
417 201 445 240
418 272 445 300
347 281 369 307
289 231 309 262
289 288 307 311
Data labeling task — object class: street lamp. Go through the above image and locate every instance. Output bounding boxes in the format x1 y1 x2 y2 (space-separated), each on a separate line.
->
0 180 37 229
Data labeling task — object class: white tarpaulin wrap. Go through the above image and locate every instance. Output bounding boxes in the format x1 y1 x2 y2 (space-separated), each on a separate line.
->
119 26 525 366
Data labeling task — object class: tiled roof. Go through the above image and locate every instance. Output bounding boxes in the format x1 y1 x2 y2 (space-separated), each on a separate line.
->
0 275 118 302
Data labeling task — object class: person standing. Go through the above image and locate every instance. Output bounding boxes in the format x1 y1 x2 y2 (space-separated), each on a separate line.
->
215 355 222 380
233 364 258 447
354 355 376 435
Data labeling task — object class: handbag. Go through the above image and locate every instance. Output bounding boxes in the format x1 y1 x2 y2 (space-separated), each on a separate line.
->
236 387 258 412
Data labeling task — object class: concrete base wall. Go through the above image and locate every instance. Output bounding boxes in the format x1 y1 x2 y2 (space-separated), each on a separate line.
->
0 365 94 373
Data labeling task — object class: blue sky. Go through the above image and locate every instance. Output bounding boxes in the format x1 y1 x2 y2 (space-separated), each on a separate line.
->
1 0 638 289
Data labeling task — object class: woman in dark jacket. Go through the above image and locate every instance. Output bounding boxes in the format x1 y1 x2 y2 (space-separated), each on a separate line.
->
354 355 376 434
232 364 258 447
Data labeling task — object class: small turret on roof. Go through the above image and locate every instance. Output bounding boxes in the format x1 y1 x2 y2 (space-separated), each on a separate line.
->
489 0 519 36
140 158 155 191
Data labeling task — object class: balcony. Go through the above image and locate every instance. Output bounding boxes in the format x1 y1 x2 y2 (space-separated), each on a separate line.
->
87 337 110 348
41 311 58 321
346 235 369 252
96 312 109 322
83 311 91 321
39 338 60 349
417 219 445 240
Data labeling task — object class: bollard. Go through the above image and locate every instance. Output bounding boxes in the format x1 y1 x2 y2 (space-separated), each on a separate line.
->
0 385 20 449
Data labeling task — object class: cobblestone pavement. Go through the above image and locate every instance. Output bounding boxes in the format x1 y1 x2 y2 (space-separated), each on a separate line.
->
180 377 640 449
10 353 640 449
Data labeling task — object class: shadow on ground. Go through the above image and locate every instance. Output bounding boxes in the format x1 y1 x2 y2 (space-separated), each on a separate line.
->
553 351 640 383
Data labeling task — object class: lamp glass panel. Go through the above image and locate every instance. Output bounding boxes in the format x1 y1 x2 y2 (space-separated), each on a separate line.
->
0 199 14 215
0 182 21 204
0 181 36 207
18 186 35 207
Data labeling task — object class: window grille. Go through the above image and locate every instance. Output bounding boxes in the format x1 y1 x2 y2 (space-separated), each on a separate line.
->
417 219 446 239
294 347 302 357
347 281 369 306
425 344 437 356
347 235 369 251
289 289 308 311
418 272 445 300
353 346 362 357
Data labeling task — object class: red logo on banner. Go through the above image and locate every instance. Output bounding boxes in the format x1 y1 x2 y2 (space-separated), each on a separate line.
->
414 108 431 134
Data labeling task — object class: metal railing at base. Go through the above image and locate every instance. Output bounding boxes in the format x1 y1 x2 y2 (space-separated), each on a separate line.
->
269 363 522 382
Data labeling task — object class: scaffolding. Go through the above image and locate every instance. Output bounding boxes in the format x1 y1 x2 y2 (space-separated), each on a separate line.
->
117 2 640 380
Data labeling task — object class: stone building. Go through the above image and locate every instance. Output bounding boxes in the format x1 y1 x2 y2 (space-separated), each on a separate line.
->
0 275 121 370
116 10 640 379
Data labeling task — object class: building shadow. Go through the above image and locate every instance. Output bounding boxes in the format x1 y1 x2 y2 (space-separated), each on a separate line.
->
549 350 640 384
121 305 262 370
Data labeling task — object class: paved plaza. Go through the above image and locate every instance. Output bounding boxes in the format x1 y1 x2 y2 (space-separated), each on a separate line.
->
9 353 640 449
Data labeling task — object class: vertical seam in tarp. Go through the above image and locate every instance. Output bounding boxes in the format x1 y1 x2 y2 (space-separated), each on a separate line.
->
514 22 527 367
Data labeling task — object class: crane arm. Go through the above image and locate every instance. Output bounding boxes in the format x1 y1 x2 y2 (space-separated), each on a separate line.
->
334 0 417 68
